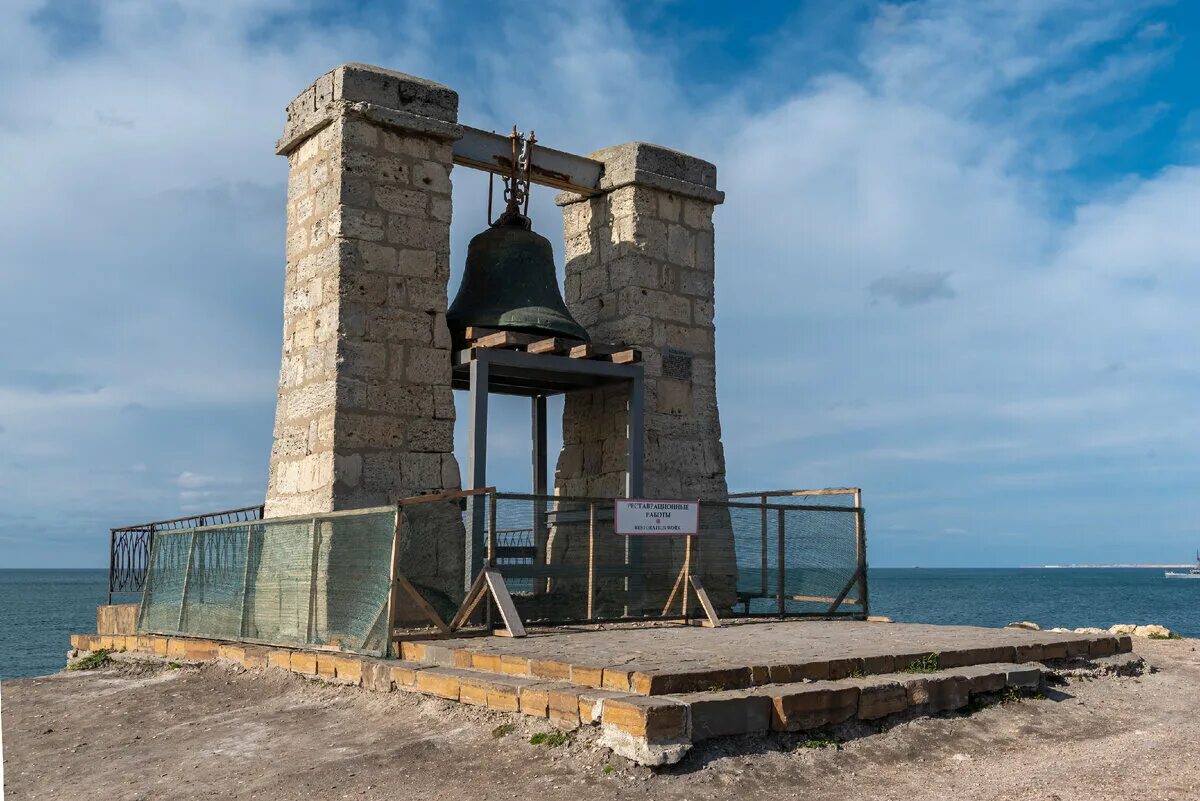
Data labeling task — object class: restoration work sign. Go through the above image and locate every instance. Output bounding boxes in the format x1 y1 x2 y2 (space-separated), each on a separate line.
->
614 499 700 535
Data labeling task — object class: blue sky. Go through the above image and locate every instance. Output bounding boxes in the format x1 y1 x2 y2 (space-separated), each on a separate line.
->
2 0 1199 568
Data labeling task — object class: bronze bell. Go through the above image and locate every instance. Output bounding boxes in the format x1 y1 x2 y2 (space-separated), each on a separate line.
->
446 211 590 347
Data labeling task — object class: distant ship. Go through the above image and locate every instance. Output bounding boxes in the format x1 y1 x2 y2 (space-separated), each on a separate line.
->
1164 552 1200 579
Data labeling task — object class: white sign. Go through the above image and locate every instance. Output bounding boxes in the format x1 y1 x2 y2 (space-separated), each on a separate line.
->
614 499 700 535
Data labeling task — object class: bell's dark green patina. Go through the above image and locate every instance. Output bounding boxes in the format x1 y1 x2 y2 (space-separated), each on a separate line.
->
447 213 590 346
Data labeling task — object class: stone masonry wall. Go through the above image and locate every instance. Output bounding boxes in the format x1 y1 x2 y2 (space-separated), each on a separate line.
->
264 64 467 615
554 142 738 610
266 64 463 517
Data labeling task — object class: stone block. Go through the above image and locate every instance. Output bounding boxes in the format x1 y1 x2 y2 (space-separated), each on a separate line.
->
97 604 139 635
904 674 969 713
520 685 552 718
1014 643 1044 663
1004 665 1043 689
330 655 364 685
218 643 247 664
602 697 688 740
499 655 531 677
633 667 752 695
548 688 582 729
530 659 572 681
686 691 772 741
416 668 462 700
316 655 338 678
1088 637 1117 658
855 681 908 720
768 683 860 732
471 652 502 673
602 669 632 691
938 646 1016 669
242 645 269 669
399 641 427 662
268 649 292 670
570 664 605 688
1040 641 1070 660
459 679 488 707
390 664 419 688
951 665 1006 695
290 651 318 674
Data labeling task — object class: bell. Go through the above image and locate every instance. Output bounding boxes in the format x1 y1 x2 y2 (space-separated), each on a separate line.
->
447 212 590 347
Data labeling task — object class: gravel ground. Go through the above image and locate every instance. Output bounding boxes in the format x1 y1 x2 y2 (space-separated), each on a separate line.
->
2 639 1198 801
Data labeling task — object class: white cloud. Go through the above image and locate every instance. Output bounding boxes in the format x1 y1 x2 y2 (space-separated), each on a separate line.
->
0 0 1195 567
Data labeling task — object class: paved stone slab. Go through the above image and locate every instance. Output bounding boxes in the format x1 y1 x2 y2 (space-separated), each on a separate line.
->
407 621 1123 694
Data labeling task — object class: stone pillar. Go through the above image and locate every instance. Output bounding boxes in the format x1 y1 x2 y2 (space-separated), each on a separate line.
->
262 64 466 624
266 63 462 516
555 142 737 611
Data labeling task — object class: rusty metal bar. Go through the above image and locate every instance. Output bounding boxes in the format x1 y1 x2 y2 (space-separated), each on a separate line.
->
453 126 603 197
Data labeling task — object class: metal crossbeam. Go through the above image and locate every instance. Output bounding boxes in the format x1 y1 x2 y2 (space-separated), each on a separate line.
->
452 126 603 196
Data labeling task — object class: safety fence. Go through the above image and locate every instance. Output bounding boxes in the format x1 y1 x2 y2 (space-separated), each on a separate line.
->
133 488 866 656
476 489 867 626
108 505 264 603
137 507 398 656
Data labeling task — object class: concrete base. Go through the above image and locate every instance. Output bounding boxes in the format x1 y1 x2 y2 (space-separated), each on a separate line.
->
69 621 1130 766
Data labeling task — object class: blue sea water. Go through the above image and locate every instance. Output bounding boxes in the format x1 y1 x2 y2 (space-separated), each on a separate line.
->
1 567 1197 680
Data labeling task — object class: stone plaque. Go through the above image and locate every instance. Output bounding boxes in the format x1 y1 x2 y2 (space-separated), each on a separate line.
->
662 347 694 382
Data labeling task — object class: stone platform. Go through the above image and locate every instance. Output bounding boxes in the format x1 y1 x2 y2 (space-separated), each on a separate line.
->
69 620 1131 766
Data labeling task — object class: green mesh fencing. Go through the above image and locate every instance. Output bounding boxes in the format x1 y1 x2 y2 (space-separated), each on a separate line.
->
137 507 397 656
482 492 865 624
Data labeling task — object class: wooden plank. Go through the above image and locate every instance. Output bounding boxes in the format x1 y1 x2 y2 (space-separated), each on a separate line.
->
527 337 573 355
586 502 596 619
610 348 641 364
449 570 488 630
568 343 622 359
464 326 502 341
398 486 495 507
688 576 721 628
660 565 688 616
383 510 403 654
474 331 541 350
396 574 451 634
790 595 859 605
826 569 862 615
484 569 527 638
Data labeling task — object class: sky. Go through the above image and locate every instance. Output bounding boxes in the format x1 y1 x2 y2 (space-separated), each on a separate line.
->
1 0 1199 569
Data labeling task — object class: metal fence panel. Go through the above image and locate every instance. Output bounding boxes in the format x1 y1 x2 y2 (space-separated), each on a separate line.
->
137 508 397 656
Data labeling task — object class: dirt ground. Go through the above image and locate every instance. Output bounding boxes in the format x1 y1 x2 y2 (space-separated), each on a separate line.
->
3 639 1199 801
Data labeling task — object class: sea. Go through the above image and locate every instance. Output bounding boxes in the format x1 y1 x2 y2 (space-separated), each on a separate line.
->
1 567 1197 680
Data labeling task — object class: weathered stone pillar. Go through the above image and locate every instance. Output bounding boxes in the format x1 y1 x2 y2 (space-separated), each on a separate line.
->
262 64 466 626
555 142 737 612
266 63 462 516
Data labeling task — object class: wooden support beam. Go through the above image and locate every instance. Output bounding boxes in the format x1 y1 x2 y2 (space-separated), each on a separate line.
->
568 343 623 360
484 569 527 638
449 570 488 630
688 576 721 628
610 349 641 364
473 331 541 350
527 337 574 355
463 326 502 341
395 574 451 634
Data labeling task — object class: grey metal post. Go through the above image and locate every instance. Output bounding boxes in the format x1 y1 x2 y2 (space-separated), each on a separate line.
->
532 395 548 593
626 375 645 496
465 354 490 591
625 375 645 615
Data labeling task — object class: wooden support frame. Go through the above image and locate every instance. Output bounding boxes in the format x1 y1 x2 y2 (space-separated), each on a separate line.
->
658 535 721 628
447 568 527 638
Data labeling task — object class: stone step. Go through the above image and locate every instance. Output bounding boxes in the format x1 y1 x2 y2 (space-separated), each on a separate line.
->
398 634 1113 697
67 632 1062 767
675 661 1045 742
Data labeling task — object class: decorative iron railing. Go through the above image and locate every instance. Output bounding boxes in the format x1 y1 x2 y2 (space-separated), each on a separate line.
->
108 505 264 603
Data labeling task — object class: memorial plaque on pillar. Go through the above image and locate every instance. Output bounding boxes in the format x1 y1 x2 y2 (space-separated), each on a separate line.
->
662 347 694 383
